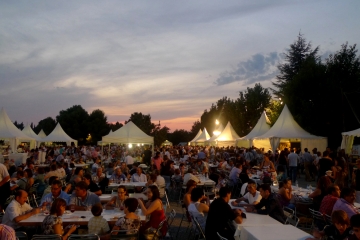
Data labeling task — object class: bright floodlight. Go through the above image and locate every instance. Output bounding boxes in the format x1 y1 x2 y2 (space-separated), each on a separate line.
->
128 143 132 148
215 119 219 125
213 130 221 136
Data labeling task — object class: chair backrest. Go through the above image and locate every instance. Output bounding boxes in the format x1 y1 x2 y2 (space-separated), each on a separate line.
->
191 214 206 240
167 209 176 228
68 234 100 240
153 218 167 240
110 229 139 240
309 208 326 222
31 234 62 240
15 231 28 240
217 232 228 240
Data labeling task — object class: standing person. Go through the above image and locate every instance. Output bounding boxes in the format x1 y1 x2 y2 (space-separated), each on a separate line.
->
151 152 163 171
303 148 314 182
318 151 334 179
205 187 243 240
352 159 360 203
142 147 152 167
0 162 10 211
277 150 288 179
288 148 299 183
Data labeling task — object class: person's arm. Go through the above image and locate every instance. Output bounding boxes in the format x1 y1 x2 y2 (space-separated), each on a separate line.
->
93 189 102 196
198 203 209 213
0 175 10 187
138 199 161 216
13 207 40 222
55 223 77 240
308 188 321 198
256 198 277 215
234 197 246 203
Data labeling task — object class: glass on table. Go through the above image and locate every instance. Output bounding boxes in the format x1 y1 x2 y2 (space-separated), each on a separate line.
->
70 205 75 213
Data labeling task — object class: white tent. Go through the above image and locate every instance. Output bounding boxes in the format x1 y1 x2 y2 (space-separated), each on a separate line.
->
236 111 271 148
194 128 211 146
37 129 47 138
189 129 202 146
205 123 225 146
341 128 360 154
253 105 327 152
41 123 78 146
0 108 36 152
22 125 43 149
102 121 153 146
207 121 240 147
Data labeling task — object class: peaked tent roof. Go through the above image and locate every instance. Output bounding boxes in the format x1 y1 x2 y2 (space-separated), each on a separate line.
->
342 128 360 137
102 121 153 143
0 108 35 140
194 128 211 142
207 123 225 142
215 121 240 141
38 129 47 138
41 123 77 143
22 125 43 141
238 111 270 140
189 129 202 142
254 105 324 139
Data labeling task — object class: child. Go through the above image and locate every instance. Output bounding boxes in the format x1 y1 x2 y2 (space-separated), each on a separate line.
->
349 214 360 240
88 203 110 237
307 210 351 240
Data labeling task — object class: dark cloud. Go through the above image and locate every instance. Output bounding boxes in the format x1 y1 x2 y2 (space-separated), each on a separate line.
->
214 52 280 86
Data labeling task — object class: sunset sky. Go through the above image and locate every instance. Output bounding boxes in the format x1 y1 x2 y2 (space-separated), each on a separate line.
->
1 1 359 132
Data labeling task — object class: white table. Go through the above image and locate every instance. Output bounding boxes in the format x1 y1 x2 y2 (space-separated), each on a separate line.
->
74 163 90 168
99 193 148 203
34 164 49 168
108 182 147 187
9 153 27 166
240 225 312 240
196 176 215 186
271 186 313 200
19 209 145 227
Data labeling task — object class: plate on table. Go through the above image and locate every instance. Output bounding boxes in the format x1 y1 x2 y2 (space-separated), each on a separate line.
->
99 195 111 199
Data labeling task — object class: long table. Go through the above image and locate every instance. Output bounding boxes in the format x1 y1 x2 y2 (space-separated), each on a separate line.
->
99 193 148 203
108 182 147 187
18 209 145 227
240 225 312 240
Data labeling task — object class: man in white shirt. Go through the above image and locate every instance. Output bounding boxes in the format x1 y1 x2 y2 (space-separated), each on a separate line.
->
2 190 40 229
183 169 200 185
232 180 262 206
125 152 134 167
288 148 299 183
131 168 147 182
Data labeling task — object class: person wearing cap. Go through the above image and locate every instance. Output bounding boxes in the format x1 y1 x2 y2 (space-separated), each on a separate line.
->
352 159 360 203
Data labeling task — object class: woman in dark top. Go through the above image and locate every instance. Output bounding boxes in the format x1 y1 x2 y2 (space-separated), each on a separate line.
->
309 176 332 210
160 160 174 177
239 166 250 184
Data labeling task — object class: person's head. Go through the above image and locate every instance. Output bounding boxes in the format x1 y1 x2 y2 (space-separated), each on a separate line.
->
350 214 360 239
235 162 242 169
75 167 84 176
83 173 92 186
247 180 257 194
121 162 127 169
327 185 341 198
37 167 45 175
331 210 350 235
15 190 28 205
50 198 67 216
91 203 103 217
75 181 89 198
219 187 232 202
51 180 63 198
124 198 138 214
323 151 329 157
50 164 57 171
146 185 160 201
340 187 356 204
190 187 204 202
136 167 143 175
115 168 122 176
174 169 180 175
117 186 128 200
96 167 103 176
17 170 24 179
259 184 271 199
24 169 33 178
282 179 292 189
49 176 59 185
186 179 197 192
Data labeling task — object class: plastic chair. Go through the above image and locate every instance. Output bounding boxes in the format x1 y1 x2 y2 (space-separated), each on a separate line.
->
309 208 326 231
68 234 100 240
165 209 176 239
190 215 206 240
110 229 139 240
175 203 192 239
31 234 62 240
15 231 28 240
217 232 228 240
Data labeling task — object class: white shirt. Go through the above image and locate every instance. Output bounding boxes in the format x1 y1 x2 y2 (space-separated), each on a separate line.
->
2 200 32 229
288 152 299 167
183 173 200 185
0 163 9 182
243 191 262 204
125 155 134 165
155 175 166 198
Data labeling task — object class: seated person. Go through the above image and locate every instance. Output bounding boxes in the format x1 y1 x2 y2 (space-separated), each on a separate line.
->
110 198 141 237
92 168 108 193
110 168 126 182
106 186 128 209
277 179 295 209
171 169 183 182
232 180 261 206
2 190 41 230
40 179 70 206
129 163 139 176
69 181 101 210
131 167 147 182
332 187 359 218
42 176 59 198
308 210 351 240
42 198 77 239
205 187 243 240
15 170 27 190
0 224 16 239
84 173 102 196
183 180 198 208
244 184 286 223
239 166 250 184
183 168 200 185
319 184 341 216
88 203 110 237
188 187 209 232
350 214 360 240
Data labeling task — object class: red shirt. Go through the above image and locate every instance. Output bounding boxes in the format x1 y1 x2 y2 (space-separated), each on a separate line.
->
319 194 338 216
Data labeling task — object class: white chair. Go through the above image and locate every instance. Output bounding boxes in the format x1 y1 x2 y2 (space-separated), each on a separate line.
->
240 182 248 196
217 232 228 240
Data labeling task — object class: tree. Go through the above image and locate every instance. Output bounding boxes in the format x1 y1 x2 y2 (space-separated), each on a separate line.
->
265 99 284 126
13 121 24 130
86 109 110 144
56 105 89 143
273 33 319 97
190 120 201 139
125 112 155 135
109 122 123 132
33 117 56 135
152 122 170 147
168 129 191 145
